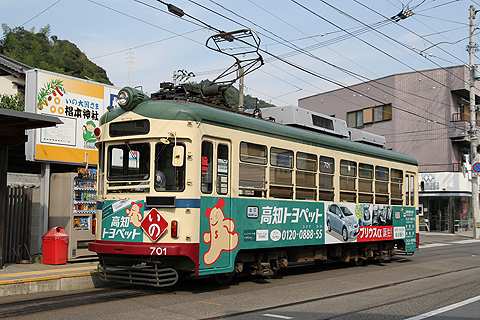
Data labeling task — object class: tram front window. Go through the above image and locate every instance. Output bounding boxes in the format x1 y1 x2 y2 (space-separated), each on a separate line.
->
106 141 185 193
107 142 150 181
155 142 185 192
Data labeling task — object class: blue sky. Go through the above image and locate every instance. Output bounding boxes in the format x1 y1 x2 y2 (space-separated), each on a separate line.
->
2 0 478 106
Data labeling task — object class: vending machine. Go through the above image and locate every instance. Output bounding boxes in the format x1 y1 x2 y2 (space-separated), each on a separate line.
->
49 169 97 260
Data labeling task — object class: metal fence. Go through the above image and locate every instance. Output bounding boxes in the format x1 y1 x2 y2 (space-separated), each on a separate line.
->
2 187 32 263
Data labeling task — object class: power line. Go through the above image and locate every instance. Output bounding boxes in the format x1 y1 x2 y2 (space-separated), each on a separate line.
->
164 0 454 126
21 0 62 27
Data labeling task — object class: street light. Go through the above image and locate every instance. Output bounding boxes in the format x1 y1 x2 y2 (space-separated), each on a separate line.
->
419 41 454 56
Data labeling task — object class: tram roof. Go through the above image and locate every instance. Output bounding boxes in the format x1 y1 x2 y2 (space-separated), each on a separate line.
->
101 100 418 167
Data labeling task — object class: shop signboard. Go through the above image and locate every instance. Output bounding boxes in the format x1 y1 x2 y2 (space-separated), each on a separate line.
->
25 69 120 164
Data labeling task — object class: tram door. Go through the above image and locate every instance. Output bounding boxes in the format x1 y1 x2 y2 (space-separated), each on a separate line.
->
200 138 233 271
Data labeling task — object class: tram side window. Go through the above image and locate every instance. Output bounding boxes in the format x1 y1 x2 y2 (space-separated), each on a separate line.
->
270 147 294 199
155 142 185 192
410 175 415 205
340 160 357 202
391 169 403 205
217 144 229 195
296 152 317 201
375 166 389 204
406 173 415 206
239 142 267 197
358 163 374 204
201 141 213 194
319 156 335 201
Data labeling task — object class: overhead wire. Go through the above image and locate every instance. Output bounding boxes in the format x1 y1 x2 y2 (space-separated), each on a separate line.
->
89 0 469 128
200 0 454 124
21 0 62 27
286 0 469 124
180 0 459 126
351 0 467 67
87 0 462 120
318 0 468 84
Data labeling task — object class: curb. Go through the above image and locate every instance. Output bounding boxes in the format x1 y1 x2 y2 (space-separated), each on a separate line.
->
0 267 110 297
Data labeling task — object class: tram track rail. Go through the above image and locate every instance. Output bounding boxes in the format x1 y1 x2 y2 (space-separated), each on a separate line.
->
1 265 479 319
199 265 480 320
0 243 479 319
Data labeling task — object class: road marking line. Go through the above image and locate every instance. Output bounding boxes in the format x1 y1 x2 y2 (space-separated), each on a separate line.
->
0 271 98 286
263 314 293 319
453 239 479 244
0 266 96 278
404 294 480 320
196 301 222 306
419 243 450 248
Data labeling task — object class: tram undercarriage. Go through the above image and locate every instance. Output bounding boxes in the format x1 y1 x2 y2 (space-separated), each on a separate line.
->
96 240 403 287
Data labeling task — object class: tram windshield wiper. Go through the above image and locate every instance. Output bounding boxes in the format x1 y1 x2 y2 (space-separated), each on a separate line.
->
124 141 137 160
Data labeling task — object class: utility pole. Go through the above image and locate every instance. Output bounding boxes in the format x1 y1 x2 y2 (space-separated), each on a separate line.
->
126 50 134 87
238 67 244 111
469 5 480 239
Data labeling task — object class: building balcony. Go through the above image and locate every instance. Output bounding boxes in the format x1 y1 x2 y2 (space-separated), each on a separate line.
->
449 113 477 141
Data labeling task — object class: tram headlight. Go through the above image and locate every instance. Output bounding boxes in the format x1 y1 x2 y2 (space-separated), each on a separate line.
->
117 87 151 111
117 90 129 107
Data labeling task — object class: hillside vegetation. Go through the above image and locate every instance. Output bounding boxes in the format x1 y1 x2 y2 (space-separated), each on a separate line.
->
0 24 274 110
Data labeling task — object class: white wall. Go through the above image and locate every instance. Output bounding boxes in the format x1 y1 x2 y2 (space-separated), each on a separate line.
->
0 74 23 95
419 172 471 192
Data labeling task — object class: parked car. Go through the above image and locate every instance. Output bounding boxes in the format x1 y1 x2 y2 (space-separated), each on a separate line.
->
327 204 359 241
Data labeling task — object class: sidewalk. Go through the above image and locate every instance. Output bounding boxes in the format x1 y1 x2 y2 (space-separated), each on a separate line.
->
0 231 478 298
0 259 104 297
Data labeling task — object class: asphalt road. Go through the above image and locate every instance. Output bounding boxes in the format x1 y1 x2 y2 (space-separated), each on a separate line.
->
1 238 479 320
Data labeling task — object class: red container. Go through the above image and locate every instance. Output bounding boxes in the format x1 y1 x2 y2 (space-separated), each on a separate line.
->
42 226 69 265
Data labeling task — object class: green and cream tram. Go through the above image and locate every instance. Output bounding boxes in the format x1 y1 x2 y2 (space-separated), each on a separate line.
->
89 85 418 287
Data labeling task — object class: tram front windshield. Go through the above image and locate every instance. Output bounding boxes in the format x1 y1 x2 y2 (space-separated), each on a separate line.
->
106 141 185 192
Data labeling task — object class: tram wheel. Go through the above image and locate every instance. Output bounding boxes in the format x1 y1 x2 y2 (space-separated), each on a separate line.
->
351 258 364 267
211 272 234 286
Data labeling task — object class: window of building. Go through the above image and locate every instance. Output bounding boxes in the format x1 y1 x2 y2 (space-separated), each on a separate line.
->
347 104 392 128
347 110 363 128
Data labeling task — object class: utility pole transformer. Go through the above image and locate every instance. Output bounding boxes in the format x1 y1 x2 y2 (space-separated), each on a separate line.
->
469 5 480 239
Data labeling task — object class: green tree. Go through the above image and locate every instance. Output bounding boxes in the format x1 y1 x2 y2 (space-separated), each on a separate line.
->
0 24 112 85
0 93 25 111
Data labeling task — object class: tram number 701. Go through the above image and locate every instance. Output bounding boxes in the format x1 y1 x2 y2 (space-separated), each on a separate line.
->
150 247 167 255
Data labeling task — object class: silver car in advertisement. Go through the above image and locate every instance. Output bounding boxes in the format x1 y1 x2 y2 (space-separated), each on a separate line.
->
327 204 359 242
